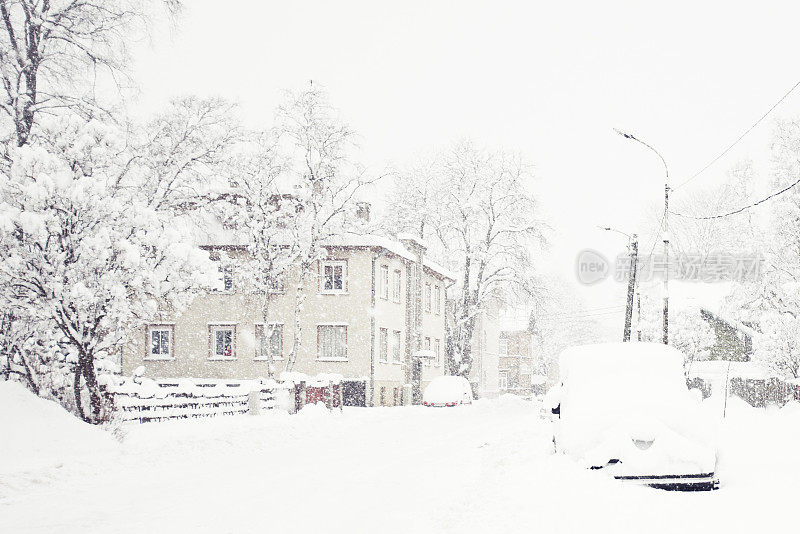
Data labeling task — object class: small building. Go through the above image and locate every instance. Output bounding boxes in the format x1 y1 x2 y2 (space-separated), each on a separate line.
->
467 301 502 399
121 233 454 407
498 330 534 398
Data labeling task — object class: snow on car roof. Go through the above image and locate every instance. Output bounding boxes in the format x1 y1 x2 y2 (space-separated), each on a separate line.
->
559 342 685 383
558 342 688 415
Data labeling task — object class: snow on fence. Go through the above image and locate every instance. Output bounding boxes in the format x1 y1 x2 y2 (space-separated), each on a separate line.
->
103 378 284 424
102 373 344 424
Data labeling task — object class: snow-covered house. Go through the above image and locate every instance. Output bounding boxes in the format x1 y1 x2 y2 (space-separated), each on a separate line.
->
121 232 453 407
498 330 534 397
468 301 502 399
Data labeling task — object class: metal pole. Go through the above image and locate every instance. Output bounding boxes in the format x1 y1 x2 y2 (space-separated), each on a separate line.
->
663 184 669 345
623 234 638 342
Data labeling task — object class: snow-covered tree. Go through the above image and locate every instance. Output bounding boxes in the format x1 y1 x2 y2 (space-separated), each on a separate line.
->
221 132 295 377
137 96 242 213
722 118 800 379
528 278 605 380
386 141 547 378
0 0 180 148
0 113 219 422
637 295 715 375
274 85 378 371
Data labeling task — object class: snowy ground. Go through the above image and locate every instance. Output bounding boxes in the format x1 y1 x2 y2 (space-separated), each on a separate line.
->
2 383 799 533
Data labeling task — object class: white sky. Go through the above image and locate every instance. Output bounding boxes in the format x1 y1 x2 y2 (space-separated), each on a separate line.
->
130 0 800 337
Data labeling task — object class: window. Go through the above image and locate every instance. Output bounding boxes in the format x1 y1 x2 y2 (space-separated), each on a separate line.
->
425 336 431 366
499 371 508 390
320 260 347 293
209 325 236 359
424 283 432 312
392 330 402 362
318 324 347 360
379 328 388 362
255 323 283 360
434 338 441 366
499 338 509 355
393 387 399 406
218 264 233 292
434 286 441 314
266 273 285 293
380 386 386 406
392 270 402 303
146 325 173 360
380 265 389 299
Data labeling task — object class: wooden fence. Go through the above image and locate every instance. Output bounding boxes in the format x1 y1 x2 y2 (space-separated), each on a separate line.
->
104 375 343 424
110 384 283 424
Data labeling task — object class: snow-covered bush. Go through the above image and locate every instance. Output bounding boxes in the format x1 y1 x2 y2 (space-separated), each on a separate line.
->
0 114 220 423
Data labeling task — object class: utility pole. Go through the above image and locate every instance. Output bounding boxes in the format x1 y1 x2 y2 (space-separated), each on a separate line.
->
663 185 670 345
614 128 670 345
599 226 637 342
636 293 642 341
623 234 638 342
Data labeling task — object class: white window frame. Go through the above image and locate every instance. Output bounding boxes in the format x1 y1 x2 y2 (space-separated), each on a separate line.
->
499 338 509 355
379 327 388 362
424 336 431 366
209 323 236 360
317 323 348 361
254 323 284 361
146 324 174 361
499 371 508 390
216 264 234 293
434 285 441 315
434 338 441 366
266 272 286 294
379 265 389 300
392 269 402 303
424 283 432 313
320 260 348 294
392 330 402 363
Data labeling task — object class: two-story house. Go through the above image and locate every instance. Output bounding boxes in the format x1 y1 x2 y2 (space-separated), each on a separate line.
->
498 330 534 397
121 232 453 407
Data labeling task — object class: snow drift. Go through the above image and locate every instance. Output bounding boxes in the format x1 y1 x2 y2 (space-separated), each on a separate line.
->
0 381 116 473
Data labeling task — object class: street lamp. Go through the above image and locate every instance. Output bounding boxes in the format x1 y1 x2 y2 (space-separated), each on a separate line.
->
614 128 670 345
599 226 638 342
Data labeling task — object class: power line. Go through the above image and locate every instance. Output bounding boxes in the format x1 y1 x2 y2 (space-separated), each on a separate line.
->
536 309 626 321
644 208 667 258
673 77 800 191
671 174 800 220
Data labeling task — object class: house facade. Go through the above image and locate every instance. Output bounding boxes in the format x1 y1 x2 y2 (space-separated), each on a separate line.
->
498 330 534 397
467 301 501 399
121 234 452 407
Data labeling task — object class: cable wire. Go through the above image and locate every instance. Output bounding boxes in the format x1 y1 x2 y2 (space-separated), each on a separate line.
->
673 77 800 191
671 174 800 220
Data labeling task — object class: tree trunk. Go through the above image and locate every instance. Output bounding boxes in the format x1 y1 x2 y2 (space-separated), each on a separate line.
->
286 262 310 372
73 367 86 422
261 292 274 378
74 348 104 424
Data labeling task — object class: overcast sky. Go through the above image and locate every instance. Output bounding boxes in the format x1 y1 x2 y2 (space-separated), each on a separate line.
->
131 1 800 336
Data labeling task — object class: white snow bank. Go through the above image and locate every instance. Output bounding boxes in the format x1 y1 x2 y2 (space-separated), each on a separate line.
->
498 393 530 406
0 381 116 473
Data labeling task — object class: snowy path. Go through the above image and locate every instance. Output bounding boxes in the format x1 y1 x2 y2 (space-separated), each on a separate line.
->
2 396 798 533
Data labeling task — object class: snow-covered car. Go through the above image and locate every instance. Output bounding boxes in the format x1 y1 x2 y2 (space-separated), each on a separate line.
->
544 342 719 491
423 376 473 407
